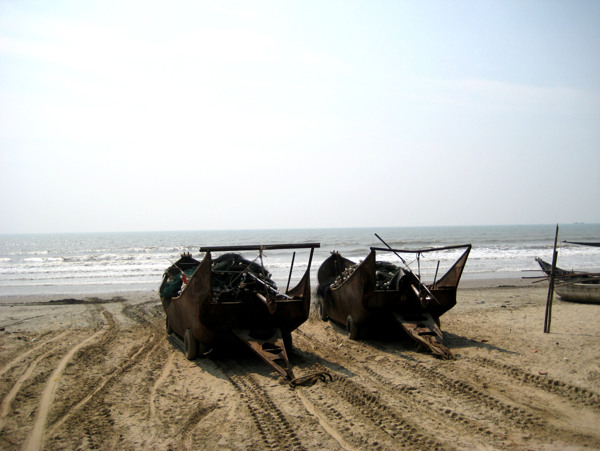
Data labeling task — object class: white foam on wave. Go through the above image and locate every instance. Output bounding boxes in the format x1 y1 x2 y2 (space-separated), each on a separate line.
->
1 225 599 296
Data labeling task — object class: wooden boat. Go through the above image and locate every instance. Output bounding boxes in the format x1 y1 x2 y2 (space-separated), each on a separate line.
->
159 243 324 383
317 242 471 359
535 257 600 303
534 257 581 278
563 241 600 247
554 279 600 303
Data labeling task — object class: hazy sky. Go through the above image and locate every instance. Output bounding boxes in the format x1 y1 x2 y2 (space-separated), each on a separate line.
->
1 0 599 234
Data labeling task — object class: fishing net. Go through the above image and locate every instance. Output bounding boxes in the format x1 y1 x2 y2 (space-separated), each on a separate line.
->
160 267 197 300
375 261 401 289
327 261 401 291
160 253 279 302
211 253 279 302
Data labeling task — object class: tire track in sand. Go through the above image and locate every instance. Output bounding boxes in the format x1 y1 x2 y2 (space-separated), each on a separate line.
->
294 327 536 448
21 311 111 451
47 330 161 437
296 322 600 449
229 373 305 450
471 355 600 410
149 348 175 421
295 389 357 451
0 332 68 379
0 345 61 434
43 303 164 449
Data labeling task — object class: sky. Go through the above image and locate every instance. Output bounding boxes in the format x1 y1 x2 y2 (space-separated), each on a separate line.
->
0 0 599 234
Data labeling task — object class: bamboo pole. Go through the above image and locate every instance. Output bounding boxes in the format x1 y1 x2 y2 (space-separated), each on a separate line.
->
286 252 296 293
543 224 559 333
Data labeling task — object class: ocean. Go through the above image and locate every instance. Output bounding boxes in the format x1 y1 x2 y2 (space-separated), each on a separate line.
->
1 224 599 297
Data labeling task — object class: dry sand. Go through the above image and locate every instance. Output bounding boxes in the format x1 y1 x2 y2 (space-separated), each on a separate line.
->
1 279 599 450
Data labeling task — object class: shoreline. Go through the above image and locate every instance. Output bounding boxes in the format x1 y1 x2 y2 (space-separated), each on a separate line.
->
0 276 539 304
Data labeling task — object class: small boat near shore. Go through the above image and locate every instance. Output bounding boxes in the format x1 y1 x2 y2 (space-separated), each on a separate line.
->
535 257 583 279
535 257 600 303
554 280 600 303
316 238 471 359
159 243 329 384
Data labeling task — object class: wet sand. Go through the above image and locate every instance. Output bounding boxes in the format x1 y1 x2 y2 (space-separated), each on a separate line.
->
1 279 599 449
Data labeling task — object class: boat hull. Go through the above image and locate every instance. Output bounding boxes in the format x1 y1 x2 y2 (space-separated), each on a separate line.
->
555 281 600 303
160 247 314 353
535 257 600 303
317 244 471 358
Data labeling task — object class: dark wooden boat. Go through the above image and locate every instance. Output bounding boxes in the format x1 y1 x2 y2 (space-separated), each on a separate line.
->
317 243 471 359
159 243 322 382
563 241 600 247
535 257 582 278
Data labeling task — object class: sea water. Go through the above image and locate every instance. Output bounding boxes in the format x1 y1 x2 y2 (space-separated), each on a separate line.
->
0 224 599 297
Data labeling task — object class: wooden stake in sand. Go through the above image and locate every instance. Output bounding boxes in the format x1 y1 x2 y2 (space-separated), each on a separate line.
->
543 224 559 333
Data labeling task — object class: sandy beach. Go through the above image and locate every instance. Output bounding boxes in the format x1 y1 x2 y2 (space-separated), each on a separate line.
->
1 279 599 450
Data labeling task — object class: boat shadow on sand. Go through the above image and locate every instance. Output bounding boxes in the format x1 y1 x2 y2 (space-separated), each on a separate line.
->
319 316 518 357
349 321 519 356
441 331 520 355
166 332 354 382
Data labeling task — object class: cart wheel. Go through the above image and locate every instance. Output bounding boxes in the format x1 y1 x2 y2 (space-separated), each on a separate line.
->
282 331 293 353
317 298 328 321
183 329 198 360
166 317 173 335
346 316 359 340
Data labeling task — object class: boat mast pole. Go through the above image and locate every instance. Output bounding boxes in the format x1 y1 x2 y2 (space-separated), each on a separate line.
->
286 252 296 293
544 224 559 333
374 233 437 301
374 233 407 266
